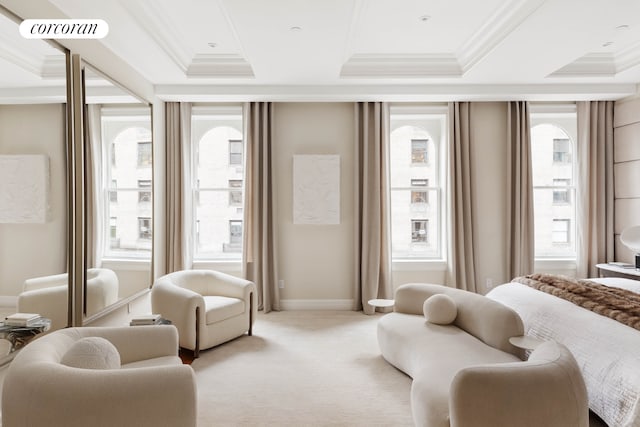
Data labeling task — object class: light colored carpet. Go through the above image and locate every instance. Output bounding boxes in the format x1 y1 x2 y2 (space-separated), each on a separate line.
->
191 311 413 426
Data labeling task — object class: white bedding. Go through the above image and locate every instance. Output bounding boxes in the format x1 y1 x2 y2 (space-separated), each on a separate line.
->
487 277 640 427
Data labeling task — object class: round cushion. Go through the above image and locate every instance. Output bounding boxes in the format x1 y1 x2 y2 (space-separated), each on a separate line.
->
61 337 121 370
423 294 457 325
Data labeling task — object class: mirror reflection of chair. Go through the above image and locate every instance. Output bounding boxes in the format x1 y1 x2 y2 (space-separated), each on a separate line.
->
17 268 119 331
151 270 256 357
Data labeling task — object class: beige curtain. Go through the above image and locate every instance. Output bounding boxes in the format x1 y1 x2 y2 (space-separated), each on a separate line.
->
85 104 103 269
506 101 535 278
446 102 477 292
243 102 280 312
354 102 392 315
164 102 192 273
576 101 615 278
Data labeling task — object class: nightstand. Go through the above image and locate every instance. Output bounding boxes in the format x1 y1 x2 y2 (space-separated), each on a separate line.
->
595 263 640 281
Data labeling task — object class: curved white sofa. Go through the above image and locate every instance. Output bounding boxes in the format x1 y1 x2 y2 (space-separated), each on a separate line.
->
18 268 119 331
1 325 196 427
378 283 589 427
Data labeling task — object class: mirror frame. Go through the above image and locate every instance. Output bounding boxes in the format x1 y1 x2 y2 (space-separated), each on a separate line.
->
79 60 154 326
0 5 154 328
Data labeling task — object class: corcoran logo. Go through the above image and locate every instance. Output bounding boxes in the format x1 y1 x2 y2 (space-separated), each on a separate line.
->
19 19 109 39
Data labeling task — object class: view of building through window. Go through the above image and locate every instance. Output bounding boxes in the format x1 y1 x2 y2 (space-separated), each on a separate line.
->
103 110 153 259
192 106 244 261
389 108 446 260
531 109 577 259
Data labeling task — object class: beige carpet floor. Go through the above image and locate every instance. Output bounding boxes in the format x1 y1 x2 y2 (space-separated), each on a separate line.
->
191 311 413 427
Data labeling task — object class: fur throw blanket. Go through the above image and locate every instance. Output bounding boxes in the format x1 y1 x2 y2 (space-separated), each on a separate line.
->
512 273 640 331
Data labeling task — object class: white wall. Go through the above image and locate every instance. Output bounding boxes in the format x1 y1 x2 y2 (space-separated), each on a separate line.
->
469 102 510 292
271 102 515 305
273 103 355 307
0 103 67 296
613 98 640 263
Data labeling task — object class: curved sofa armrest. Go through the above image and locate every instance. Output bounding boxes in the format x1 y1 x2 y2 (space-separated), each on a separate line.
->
393 283 443 315
17 284 68 330
151 280 205 349
205 271 254 298
23 272 68 291
449 342 588 427
3 363 196 427
206 272 257 326
86 271 119 317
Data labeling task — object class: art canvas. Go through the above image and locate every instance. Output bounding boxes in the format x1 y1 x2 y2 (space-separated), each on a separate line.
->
293 154 340 225
0 155 49 223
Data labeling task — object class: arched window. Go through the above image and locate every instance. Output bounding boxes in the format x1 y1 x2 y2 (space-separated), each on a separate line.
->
531 121 577 259
103 118 152 258
191 106 244 261
389 107 446 260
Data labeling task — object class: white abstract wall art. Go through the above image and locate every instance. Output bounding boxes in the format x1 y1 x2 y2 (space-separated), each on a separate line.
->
293 154 340 225
0 155 49 223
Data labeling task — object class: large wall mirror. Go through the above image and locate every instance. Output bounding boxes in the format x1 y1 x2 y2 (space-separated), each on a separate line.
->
0 7 70 332
81 62 153 324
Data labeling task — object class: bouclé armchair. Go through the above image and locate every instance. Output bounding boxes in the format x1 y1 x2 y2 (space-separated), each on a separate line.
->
1 325 196 427
151 269 256 357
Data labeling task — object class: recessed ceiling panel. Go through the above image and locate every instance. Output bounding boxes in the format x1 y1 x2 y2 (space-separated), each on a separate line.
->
220 0 355 84
352 0 505 54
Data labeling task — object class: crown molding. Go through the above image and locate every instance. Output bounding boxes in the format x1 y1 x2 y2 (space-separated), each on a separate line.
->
120 0 191 73
0 32 41 76
549 53 617 77
155 83 635 102
550 43 640 78
615 41 640 74
186 54 254 78
457 0 546 74
340 54 462 78
40 54 65 79
0 86 66 104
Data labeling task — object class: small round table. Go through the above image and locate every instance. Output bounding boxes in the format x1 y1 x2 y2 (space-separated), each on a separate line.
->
368 299 395 310
509 335 544 351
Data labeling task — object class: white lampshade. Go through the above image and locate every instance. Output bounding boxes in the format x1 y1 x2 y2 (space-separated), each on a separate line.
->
620 226 640 253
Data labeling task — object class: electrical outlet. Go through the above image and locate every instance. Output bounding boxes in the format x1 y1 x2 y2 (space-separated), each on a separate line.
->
485 278 494 290
278 280 285 289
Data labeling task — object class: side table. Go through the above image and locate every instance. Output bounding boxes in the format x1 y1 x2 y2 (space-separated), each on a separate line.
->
595 263 640 281
368 299 395 312
0 318 51 366
509 335 544 350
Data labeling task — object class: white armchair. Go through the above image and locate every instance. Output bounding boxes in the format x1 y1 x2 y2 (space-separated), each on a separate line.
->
18 268 119 331
151 269 256 357
1 325 196 427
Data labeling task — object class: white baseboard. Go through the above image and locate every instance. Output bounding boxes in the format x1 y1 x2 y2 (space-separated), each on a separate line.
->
279 299 354 311
0 296 17 308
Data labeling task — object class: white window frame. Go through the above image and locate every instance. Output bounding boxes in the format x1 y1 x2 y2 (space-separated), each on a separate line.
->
530 103 577 264
389 105 448 267
101 106 153 262
191 105 245 264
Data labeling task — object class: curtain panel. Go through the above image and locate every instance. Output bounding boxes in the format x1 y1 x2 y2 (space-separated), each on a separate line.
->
353 102 392 314
85 104 104 268
576 101 615 278
243 102 280 312
164 102 192 274
506 101 535 278
446 102 478 292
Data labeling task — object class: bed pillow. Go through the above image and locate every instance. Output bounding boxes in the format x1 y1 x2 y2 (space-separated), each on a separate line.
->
423 294 457 325
61 337 121 370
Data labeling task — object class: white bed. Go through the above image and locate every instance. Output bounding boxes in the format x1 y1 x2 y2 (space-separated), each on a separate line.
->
487 277 640 427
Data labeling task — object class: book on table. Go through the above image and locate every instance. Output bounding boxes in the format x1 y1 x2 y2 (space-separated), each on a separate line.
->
129 314 162 326
5 313 42 327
